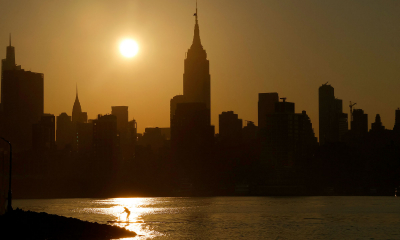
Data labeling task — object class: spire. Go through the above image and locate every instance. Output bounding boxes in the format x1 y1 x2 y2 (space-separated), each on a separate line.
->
191 0 202 49
72 84 82 122
9 33 11 46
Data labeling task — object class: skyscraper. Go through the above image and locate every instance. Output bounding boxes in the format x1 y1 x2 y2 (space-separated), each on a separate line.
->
111 106 129 132
1 38 44 151
183 6 211 119
263 98 317 186
370 114 385 132
92 114 119 174
56 112 73 150
170 95 185 126
258 93 279 130
72 86 87 124
393 108 400 132
32 114 56 152
1 35 21 81
219 111 243 145
71 87 88 152
318 83 348 144
351 109 368 137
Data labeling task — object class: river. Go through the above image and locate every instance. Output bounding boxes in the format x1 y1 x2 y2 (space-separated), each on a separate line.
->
14 196 400 239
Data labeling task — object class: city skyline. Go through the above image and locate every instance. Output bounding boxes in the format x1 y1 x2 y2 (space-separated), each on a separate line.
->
1 1 400 136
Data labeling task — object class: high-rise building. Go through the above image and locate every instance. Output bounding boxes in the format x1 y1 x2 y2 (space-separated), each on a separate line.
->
183 6 211 120
351 109 368 137
258 93 279 130
71 87 88 151
263 98 317 186
318 83 348 144
32 114 55 152
219 111 243 145
76 122 93 154
123 119 137 160
137 127 169 152
393 108 400 132
1 39 44 151
111 106 128 132
170 95 185 126
56 112 73 150
242 121 258 143
72 87 87 124
370 114 385 132
92 114 119 172
1 35 21 81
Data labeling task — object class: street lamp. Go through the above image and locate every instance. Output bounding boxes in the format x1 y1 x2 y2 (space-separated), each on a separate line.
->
0 137 12 212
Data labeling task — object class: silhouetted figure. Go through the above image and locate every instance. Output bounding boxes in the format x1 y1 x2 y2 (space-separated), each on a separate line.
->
122 207 130 221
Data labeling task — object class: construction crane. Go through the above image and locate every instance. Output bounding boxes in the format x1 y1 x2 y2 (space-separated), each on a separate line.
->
349 101 357 122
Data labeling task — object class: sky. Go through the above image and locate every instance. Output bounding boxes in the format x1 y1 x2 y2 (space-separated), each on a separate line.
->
0 0 399 138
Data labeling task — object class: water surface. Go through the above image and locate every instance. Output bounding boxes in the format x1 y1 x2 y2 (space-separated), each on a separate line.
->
14 196 400 239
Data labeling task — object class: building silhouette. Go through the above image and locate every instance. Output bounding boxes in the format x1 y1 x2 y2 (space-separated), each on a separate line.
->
170 95 185 126
370 114 385 132
351 109 368 137
111 106 128 132
1 35 21 81
137 127 169 152
258 93 279 130
32 114 56 152
170 4 214 174
71 87 88 152
72 87 87 124
242 121 258 143
262 98 317 187
92 114 119 175
393 108 400 132
171 102 214 152
219 111 243 145
318 83 348 144
125 119 137 160
56 112 73 150
183 6 211 117
76 121 93 155
171 102 214 182
1 39 44 151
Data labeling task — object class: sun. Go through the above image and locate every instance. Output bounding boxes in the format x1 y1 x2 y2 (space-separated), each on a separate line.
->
119 39 139 58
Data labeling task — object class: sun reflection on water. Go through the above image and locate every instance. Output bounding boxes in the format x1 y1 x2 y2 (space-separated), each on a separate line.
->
81 198 166 239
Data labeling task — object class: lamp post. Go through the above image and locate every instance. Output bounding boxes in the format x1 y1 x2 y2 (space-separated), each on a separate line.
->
0 137 12 212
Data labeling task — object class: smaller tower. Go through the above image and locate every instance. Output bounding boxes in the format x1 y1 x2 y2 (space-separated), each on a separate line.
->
72 85 82 123
394 108 400 132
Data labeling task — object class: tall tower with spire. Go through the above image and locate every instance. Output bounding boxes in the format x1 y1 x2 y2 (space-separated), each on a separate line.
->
72 85 87 123
1 35 44 151
183 3 211 118
1 34 16 76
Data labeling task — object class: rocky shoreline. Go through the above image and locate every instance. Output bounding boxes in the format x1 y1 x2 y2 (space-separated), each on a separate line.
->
0 208 136 240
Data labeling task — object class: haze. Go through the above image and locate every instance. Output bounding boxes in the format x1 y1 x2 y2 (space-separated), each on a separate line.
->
1 0 399 136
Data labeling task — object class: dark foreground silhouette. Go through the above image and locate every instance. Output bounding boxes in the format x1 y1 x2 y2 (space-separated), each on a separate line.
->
0 208 136 240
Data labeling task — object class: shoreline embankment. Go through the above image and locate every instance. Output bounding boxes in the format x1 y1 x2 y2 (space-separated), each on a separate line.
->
0 208 136 240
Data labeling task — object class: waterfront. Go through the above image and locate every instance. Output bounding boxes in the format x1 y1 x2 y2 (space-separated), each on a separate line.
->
14 196 400 239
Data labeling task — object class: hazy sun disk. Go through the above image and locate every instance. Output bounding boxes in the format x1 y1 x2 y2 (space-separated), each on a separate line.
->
120 39 139 58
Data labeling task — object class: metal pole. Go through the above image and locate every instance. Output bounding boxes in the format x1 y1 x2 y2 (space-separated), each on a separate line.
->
0 137 12 212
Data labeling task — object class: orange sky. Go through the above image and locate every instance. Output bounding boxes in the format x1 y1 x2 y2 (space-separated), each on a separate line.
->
1 0 400 138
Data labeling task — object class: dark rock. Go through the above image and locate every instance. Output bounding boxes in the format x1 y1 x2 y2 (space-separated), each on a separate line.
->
0 208 136 240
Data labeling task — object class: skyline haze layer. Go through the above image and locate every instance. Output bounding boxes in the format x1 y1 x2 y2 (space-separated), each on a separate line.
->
1 0 399 136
